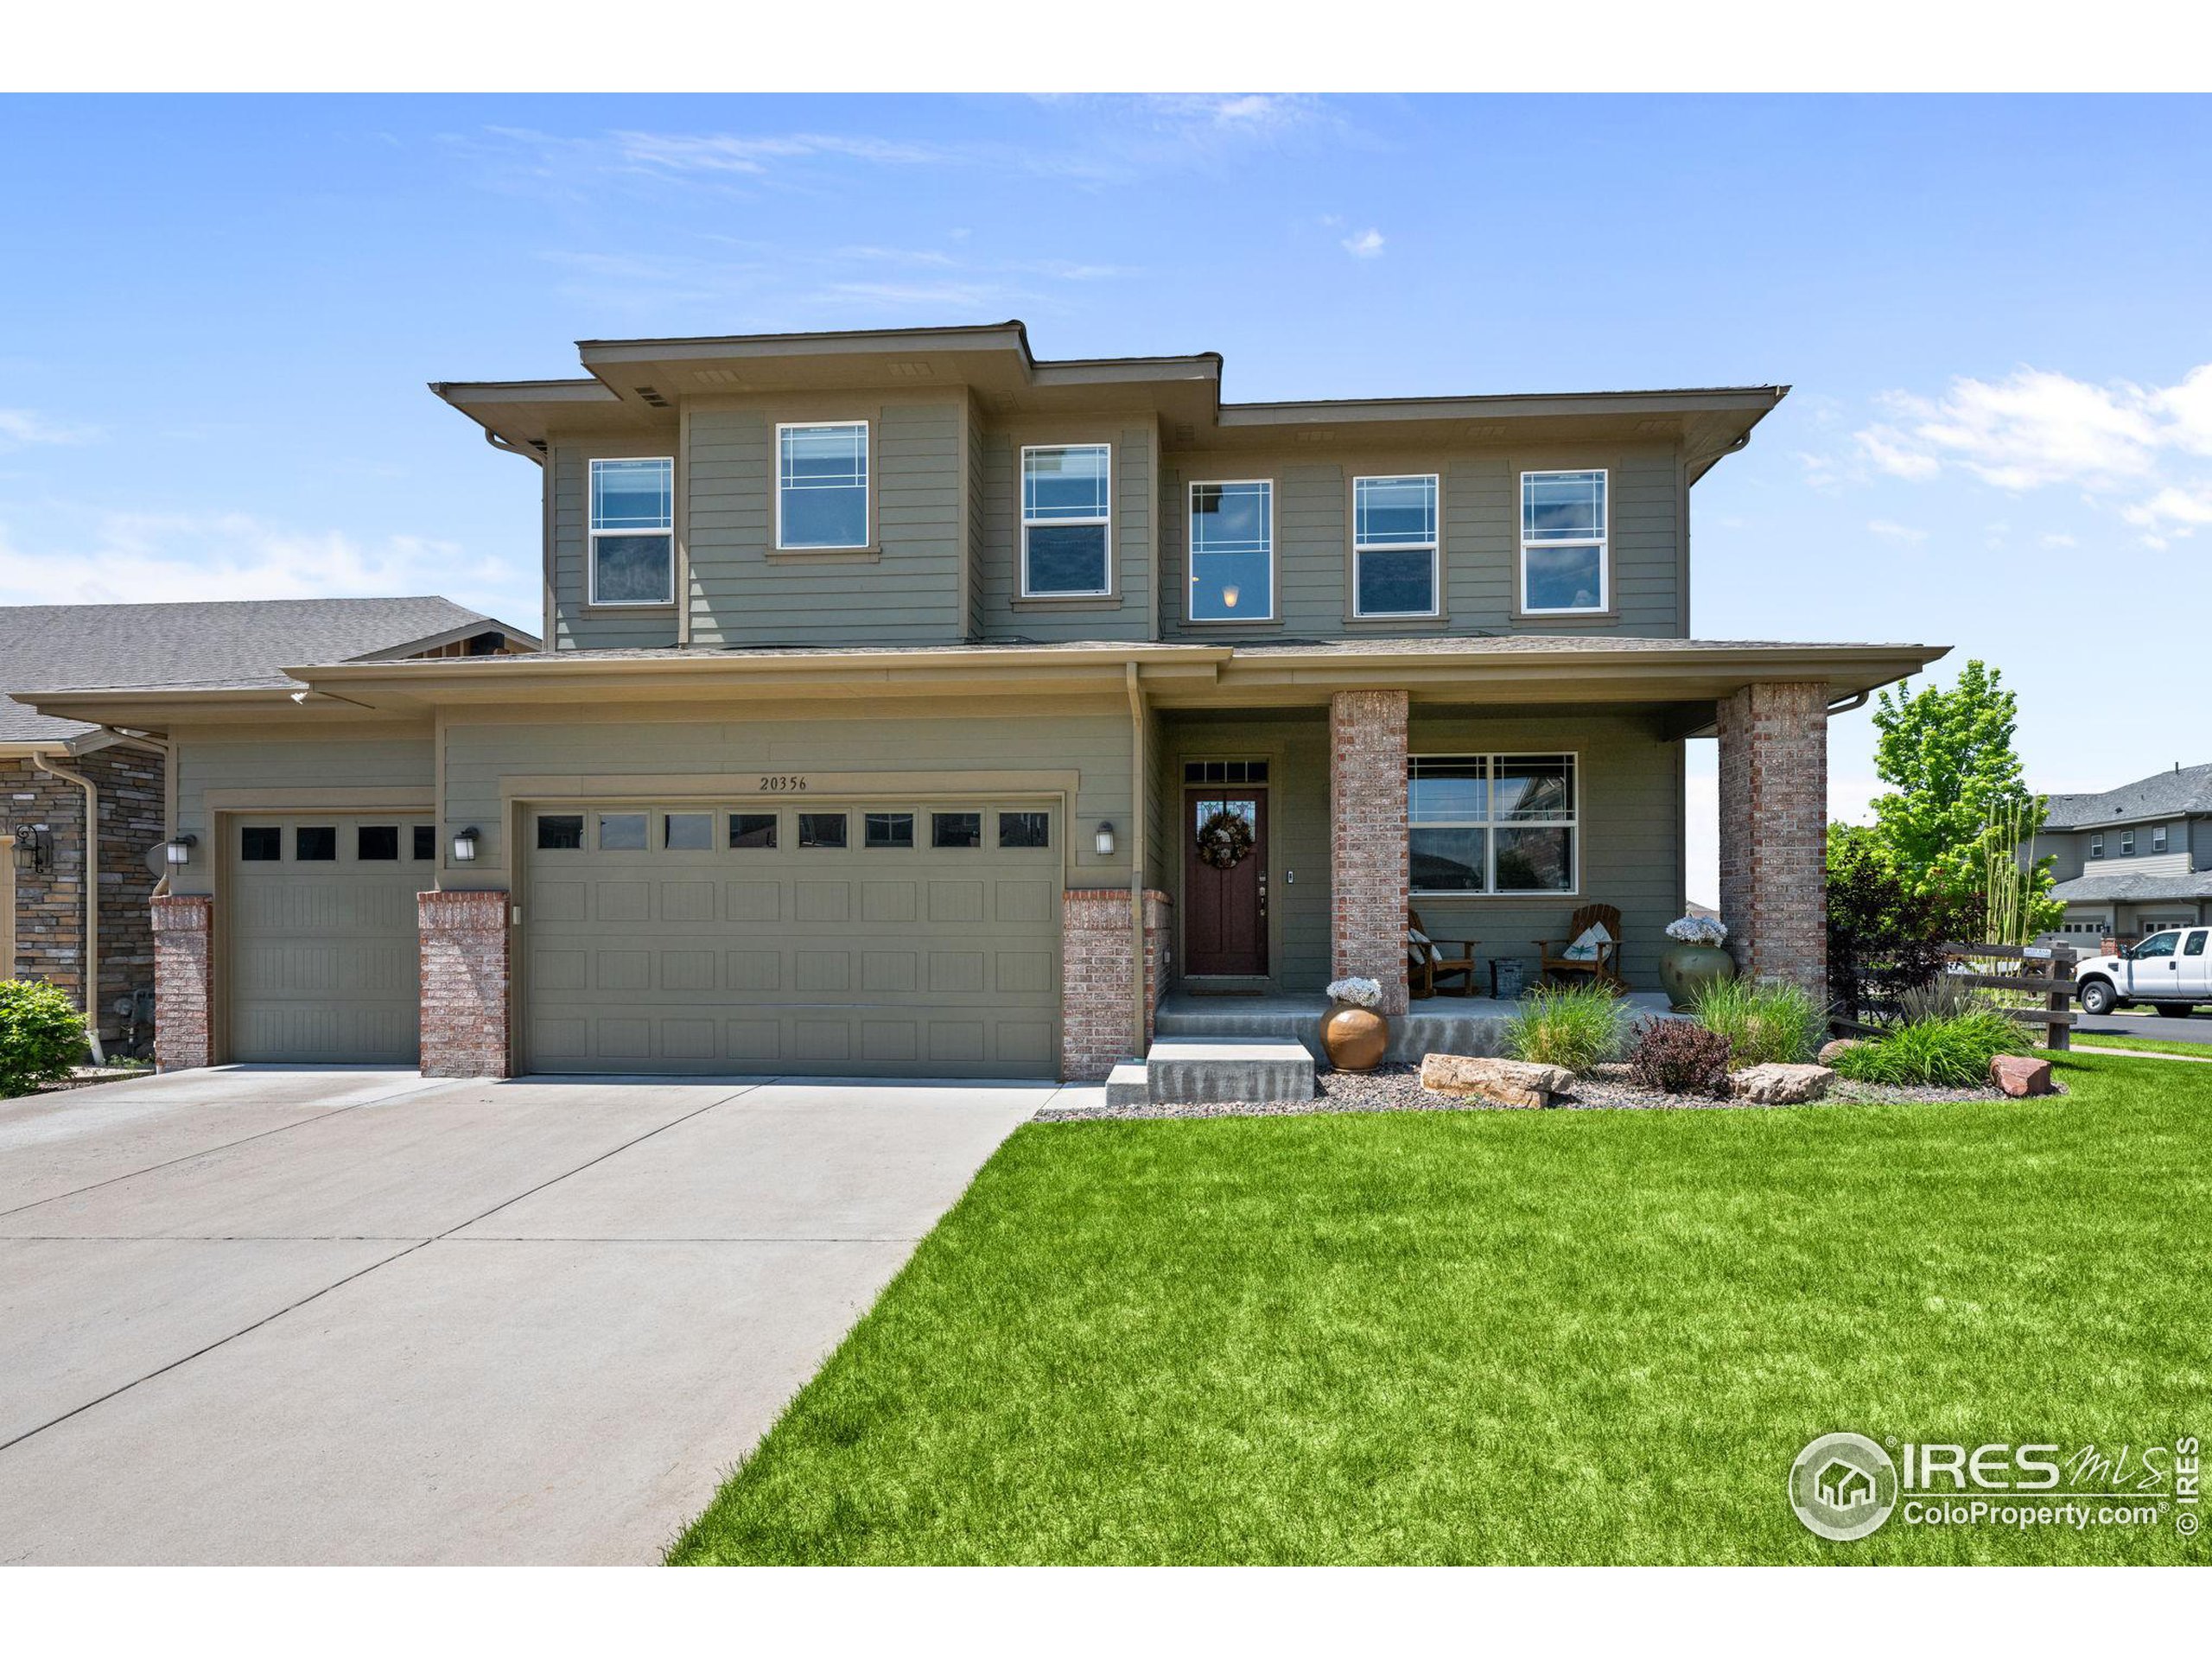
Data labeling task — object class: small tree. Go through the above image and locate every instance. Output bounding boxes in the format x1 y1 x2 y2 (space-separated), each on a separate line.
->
1826 830 1972 1020
0 980 87 1098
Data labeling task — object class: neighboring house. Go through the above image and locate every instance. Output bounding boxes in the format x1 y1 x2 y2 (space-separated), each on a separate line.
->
22 321 1944 1081
3 598 537 1056
2027 763 2212 949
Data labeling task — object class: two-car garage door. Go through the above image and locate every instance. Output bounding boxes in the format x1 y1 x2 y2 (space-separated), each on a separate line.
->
523 800 1062 1077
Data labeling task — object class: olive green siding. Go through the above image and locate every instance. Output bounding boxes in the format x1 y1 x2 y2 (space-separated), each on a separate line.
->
549 433 683 652
1157 441 1684 639
973 419 1156 642
683 400 967 648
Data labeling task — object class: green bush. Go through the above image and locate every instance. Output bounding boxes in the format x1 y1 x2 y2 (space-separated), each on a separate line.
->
0 979 86 1098
1505 982 1630 1076
1691 976 1823 1069
1829 1008 2024 1088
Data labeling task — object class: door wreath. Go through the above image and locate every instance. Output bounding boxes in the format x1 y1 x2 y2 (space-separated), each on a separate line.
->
1195 806 1256 870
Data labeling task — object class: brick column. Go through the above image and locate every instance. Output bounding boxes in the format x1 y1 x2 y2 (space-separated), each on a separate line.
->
1716 681 1828 997
150 893 213 1071
1330 690 1410 1015
1059 888 1172 1082
419 890 511 1079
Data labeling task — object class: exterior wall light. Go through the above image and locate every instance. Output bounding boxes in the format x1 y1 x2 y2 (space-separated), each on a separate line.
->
1094 822 1116 857
451 826 480 862
10 823 51 874
164 834 198 866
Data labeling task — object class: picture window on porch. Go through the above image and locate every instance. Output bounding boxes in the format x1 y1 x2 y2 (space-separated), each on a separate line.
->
1408 753 1578 894
1183 760 1269 785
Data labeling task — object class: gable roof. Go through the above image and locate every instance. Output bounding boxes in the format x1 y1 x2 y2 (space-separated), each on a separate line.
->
2049 870 2212 905
2044 763 2212 830
0 596 537 745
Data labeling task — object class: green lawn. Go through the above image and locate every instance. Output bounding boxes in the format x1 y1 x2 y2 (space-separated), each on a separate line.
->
670 1053 2210 1565
2072 1031 2212 1060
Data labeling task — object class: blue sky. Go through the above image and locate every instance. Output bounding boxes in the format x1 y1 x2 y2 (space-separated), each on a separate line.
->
3 94 2209 900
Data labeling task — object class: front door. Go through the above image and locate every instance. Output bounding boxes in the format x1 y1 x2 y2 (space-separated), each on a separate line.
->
1184 789 1267 977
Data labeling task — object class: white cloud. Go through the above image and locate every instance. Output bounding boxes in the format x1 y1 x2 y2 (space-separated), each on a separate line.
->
1866 518 1928 543
0 409 102 448
2040 531 2077 548
2122 484 2212 531
0 512 530 620
1340 227 1385 259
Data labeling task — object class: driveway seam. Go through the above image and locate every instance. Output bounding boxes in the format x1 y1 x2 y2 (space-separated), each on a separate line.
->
0 1080 766 1459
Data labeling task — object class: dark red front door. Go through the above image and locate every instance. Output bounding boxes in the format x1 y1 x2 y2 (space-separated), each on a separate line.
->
1184 789 1268 976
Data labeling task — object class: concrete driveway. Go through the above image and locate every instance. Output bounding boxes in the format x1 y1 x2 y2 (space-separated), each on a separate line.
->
0 1065 1058 1565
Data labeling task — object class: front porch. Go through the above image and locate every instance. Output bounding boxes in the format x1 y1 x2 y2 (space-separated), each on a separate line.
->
1156 987 1677 1064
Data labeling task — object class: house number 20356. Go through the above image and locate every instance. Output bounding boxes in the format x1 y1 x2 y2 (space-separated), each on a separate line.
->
757 774 809 792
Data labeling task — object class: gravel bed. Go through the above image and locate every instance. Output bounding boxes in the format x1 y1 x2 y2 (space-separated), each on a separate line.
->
1035 1061 2046 1122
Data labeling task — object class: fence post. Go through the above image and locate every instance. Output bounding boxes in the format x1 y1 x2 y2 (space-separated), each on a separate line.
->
2048 944 2075 1052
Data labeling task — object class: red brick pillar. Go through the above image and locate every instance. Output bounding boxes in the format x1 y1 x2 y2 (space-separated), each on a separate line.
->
150 893 213 1071
1716 682 1828 997
1059 888 1172 1082
419 890 511 1079
1330 689 1410 1015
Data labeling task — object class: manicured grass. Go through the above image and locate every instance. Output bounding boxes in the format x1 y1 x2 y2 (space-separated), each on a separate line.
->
670 1053 2210 1565
2072 1033 2212 1060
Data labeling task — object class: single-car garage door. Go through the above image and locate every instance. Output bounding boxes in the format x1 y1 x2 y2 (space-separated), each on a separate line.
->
225 815 435 1063
524 801 1061 1077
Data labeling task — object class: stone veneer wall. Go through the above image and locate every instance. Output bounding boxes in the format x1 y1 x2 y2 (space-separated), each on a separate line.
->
419 889 512 1079
149 893 213 1071
1329 690 1410 1015
1716 681 1829 996
1060 887 1172 1082
3 747 165 1050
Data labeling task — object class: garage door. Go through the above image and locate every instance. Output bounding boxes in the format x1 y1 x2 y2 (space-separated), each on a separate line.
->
524 801 1061 1077
225 815 435 1063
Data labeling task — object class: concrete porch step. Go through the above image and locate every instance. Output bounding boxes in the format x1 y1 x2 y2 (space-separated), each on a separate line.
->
1141 1037 1315 1105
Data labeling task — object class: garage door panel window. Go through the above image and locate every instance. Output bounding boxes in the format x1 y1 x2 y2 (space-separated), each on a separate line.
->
866 811 916 849
296 826 337 861
933 811 982 849
412 825 435 860
729 812 777 849
998 810 1050 849
798 812 849 849
664 812 713 851
597 812 647 851
240 825 282 861
358 825 400 861
537 814 584 851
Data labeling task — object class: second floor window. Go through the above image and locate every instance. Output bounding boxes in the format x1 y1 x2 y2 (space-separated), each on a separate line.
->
1022 444 1112 595
778 421 869 550
2089 833 2103 859
1188 480 1273 622
2120 830 2135 855
1521 469 1608 613
2152 824 2169 853
588 457 675 607
1354 474 1440 617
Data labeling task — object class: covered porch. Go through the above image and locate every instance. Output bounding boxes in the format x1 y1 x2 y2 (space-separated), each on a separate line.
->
1155 985 1677 1063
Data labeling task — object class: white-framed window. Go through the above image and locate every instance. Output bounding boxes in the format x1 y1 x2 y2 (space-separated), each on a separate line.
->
776 421 869 550
1520 469 1608 613
1188 480 1274 621
2152 824 2169 853
1352 474 1440 617
2089 833 2104 859
1408 753 1579 895
2121 830 2136 856
1021 444 1112 596
588 457 675 607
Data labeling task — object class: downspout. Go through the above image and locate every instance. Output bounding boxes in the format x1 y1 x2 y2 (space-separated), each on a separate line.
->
31 750 105 1063
1126 661 1148 1058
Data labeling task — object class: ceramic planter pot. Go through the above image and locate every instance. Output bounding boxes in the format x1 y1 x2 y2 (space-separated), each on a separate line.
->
1658 943 1735 1012
1321 1002 1389 1071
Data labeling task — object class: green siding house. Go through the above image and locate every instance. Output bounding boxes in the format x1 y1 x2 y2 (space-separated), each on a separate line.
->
25 322 1945 1081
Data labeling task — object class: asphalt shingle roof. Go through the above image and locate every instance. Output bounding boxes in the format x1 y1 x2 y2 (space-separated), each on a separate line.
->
2044 764 2212 829
0 596 520 743
2050 870 2212 905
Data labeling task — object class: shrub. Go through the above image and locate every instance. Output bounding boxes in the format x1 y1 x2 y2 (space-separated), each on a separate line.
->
0 979 86 1098
1691 976 1823 1069
1828 1008 2023 1088
1626 1019 1734 1097
1825 830 1977 1020
1505 982 1630 1076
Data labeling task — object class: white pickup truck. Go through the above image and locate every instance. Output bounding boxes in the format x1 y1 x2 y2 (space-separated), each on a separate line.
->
2073 925 2212 1016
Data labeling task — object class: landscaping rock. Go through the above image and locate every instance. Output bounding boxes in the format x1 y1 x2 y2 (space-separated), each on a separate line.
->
1990 1054 2055 1098
1419 1053 1573 1108
1730 1063 1834 1104
1817 1039 1863 1065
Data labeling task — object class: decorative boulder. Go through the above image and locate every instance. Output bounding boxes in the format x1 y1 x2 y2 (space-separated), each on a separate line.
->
1730 1063 1835 1104
1816 1039 1863 1065
1419 1053 1573 1109
1990 1054 2055 1098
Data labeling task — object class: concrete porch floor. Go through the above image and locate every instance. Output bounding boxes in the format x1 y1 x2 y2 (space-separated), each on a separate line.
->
1155 987 1676 1064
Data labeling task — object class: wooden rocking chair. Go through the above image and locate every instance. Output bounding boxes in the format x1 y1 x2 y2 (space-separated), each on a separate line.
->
1407 906 1480 998
1535 903 1624 989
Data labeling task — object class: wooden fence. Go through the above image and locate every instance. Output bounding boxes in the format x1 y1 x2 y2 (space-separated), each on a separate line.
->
1831 941 2077 1052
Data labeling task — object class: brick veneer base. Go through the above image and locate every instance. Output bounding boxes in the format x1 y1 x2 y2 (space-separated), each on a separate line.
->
1061 887 1171 1082
419 890 512 1079
1330 689 1411 1015
1716 681 1829 996
150 894 213 1071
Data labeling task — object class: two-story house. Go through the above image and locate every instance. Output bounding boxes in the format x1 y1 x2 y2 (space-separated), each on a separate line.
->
25 322 1944 1081
2031 763 2212 950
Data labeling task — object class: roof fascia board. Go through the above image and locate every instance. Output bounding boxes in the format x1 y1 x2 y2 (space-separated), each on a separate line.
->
577 321 1033 368
1217 386 1787 427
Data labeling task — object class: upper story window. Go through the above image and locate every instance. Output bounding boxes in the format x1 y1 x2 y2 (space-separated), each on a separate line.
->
1353 474 1440 617
1520 469 1608 614
1188 480 1273 622
2120 830 2135 856
588 457 675 607
1022 444 1112 596
2089 833 2104 859
777 422 869 550
2152 824 2170 853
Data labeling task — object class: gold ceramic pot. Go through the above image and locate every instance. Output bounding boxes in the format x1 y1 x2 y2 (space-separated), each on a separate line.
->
1321 1002 1389 1071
